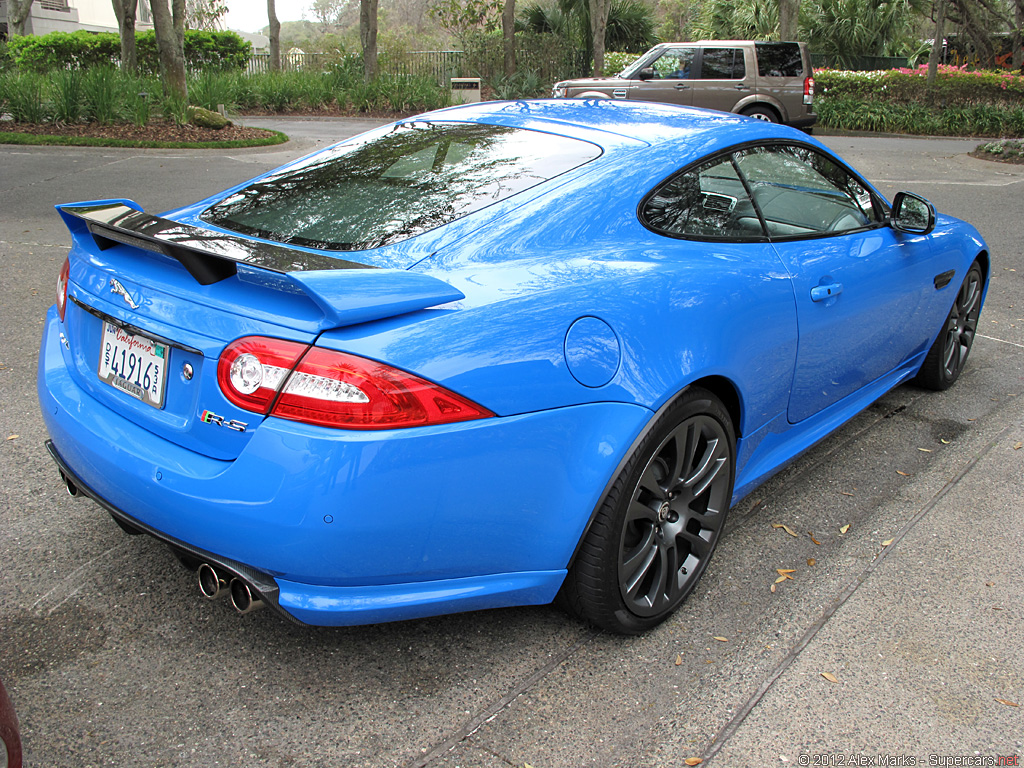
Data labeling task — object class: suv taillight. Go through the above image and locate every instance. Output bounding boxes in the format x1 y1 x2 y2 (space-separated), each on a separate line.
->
56 257 70 323
217 336 493 430
804 77 815 105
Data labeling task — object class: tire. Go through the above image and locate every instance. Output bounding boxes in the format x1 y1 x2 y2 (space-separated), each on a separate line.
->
741 106 779 123
560 388 736 634
914 261 984 391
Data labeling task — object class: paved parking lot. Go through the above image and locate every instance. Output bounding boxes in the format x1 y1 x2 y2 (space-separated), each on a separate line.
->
1 121 1022 767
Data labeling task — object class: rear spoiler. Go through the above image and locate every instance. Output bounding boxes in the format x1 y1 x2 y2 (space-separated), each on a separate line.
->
57 200 465 327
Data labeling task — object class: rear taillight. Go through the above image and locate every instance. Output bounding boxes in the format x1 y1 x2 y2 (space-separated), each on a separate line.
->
217 337 493 430
56 257 70 323
218 336 308 413
804 77 815 105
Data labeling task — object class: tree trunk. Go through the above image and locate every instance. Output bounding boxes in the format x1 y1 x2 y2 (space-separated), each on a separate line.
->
502 0 516 77
7 0 35 36
589 0 610 76
778 0 800 40
927 0 948 99
111 0 139 73
151 0 188 101
1014 0 1023 70
360 0 379 82
268 0 282 71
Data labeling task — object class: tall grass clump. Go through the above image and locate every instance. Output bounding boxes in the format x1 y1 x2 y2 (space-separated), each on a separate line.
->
82 66 121 124
50 69 84 123
188 69 237 112
4 70 50 123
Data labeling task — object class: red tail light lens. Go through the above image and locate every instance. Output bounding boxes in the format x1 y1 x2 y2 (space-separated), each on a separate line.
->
217 337 493 429
57 257 70 323
272 347 494 429
804 77 815 105
218 336 309 413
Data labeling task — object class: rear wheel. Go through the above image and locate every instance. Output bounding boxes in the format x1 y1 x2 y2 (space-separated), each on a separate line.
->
560 388 735 634
914 261 983 391
741 105 779 123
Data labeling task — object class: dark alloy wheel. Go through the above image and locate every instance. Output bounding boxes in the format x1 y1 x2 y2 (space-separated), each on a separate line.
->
915 261 984 391
560 388 735 634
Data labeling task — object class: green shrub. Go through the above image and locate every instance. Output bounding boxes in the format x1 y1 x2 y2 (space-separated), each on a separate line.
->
10 30 251 73
489 70 547 99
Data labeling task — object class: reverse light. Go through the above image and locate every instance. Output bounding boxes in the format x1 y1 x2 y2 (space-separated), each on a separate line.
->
56 257 70 323
218 336 308 413
217 337 493 430
804 76 815 105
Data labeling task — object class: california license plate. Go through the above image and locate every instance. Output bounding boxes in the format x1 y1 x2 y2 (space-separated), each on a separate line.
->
98 321 168 409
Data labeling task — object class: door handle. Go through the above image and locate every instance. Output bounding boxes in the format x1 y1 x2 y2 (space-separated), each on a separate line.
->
734 84 750 90
810 283 843 302
674 83 690 90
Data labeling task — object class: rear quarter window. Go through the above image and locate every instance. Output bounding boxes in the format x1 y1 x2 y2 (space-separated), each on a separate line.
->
755 43 805 77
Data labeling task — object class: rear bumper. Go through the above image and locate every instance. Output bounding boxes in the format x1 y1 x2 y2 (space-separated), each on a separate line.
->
787 111 818 129
38 307 650 625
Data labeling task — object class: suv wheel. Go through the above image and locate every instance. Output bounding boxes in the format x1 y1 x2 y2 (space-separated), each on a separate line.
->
741 106 779 123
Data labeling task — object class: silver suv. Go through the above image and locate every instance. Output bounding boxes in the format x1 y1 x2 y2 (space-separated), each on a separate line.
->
552 40 817 129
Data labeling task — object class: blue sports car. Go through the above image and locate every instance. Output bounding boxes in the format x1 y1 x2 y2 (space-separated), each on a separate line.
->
38 100 987 634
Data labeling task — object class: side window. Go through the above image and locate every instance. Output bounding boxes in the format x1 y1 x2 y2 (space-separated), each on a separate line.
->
699 48 746 80
755 43 804 77
641 156 765 240
733 145 880 237
650 47 697 79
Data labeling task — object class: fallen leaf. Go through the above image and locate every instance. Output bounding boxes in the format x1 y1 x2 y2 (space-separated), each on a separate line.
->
772 523 798 537
1014 442 1023 450
986 582 995 587
684 758 704 766
807 558 816 566
714 636 728 642
5 435 18 441
840 491 854 496
840 524 851 534
968 418 977 421
776 569 796 575
896 470 909 476
821 672 839 683
918 448 933 453
808 533 821 545
770 583 777 593
994 698 1019 707
882 539 894 547
675 654 682 665
774 575 788 584
941 438 951 444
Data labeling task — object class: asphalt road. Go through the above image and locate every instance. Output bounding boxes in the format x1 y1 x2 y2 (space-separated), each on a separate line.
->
1 120 1022 768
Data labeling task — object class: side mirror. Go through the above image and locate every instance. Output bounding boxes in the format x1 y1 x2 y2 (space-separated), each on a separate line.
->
637 67 656 81
890 191 935 235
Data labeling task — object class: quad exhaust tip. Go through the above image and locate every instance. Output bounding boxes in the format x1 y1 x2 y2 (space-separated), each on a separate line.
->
229 577 265 614
197 563 227 600
59 470 80 498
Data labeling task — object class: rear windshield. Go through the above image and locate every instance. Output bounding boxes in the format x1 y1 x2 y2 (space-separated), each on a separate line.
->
755 43 804 77
201 122 601 251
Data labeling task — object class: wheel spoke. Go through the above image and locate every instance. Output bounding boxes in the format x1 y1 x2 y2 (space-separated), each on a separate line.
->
621 525 659 595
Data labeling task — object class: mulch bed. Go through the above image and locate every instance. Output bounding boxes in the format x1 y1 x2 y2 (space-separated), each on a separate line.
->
0 119 277 143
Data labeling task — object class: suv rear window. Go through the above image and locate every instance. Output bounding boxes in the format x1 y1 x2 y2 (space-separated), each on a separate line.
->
201 123 601 251
755 43 804 77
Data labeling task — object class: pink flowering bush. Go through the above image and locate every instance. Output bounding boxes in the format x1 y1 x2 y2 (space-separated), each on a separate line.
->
816 65 1024 106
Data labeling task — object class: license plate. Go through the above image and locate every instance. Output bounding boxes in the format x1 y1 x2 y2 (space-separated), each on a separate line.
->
98 321 168 409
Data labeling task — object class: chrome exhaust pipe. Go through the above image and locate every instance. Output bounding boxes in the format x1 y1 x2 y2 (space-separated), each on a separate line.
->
60 471 80 498
197 563 227 600
229 578 265 614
